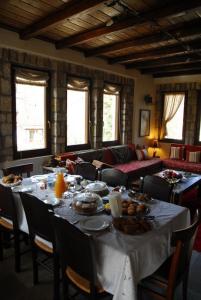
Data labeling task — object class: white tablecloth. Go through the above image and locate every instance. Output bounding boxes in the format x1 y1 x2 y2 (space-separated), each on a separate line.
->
92 200 190 300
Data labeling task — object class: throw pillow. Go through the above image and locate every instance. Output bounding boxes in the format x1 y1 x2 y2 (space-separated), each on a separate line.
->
170 146 183 160
186 151 200 163
111 146 133 163
136 149 149 161
102 148 116 165
128 143 137 160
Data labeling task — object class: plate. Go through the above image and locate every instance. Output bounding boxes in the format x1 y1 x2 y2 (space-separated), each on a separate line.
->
79 216 110 231
12 186 33 193
31 175 48 182
85 181 107 192
43 197 60 206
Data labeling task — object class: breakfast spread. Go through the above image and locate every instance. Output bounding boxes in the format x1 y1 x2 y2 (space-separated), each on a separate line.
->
2 174 22 184
113 217 151 235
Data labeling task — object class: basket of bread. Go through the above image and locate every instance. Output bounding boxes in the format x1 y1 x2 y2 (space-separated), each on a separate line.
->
113 217 151 235
2 174 22 186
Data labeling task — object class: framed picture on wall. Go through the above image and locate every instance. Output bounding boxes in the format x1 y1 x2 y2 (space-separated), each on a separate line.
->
139 109 150 137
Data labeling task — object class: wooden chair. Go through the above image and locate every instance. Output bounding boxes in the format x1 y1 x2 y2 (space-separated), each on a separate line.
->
138 210 200 300
53 214 112 300
20 192 60 300
74 162 98 181
101 168 128 187
0 184 26 272
2 163 33 177
142 175 173 202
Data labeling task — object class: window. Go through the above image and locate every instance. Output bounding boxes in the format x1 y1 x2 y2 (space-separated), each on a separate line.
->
102 83 120 144
66 77 90 150
12 67 50 158
160 92 185 141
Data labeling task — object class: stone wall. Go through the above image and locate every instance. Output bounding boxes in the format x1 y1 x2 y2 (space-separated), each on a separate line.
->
0 47 134 163
155 82 201 144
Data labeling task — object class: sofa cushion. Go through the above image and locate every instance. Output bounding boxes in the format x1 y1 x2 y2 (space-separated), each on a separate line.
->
128 144 137 160
111 146 133 163
186 151 200 163
136 149 149 161
102 148 116 165
163 159 201 174
114 158 162 180
169 144 185 160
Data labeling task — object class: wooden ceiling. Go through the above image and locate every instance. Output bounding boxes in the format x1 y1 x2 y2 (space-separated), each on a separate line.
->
0 0 201 77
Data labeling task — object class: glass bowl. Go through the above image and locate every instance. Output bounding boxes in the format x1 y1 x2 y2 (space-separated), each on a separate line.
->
72 192 103 215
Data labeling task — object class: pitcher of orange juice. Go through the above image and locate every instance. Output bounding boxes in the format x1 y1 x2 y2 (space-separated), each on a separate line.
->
54 171 66 199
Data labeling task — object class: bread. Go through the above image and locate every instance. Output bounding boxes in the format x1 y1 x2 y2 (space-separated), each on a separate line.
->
2 174 22 184
113 217 151 235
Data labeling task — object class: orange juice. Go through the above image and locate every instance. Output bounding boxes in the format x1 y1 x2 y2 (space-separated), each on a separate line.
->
54 173 66 198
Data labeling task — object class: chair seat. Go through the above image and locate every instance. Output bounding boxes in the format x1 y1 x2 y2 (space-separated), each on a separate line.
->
66 267 104 294
139 256 172 297
0 217 13 230
34 236 53 254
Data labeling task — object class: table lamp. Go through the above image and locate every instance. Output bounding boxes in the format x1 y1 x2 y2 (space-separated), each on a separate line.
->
152 139 158 157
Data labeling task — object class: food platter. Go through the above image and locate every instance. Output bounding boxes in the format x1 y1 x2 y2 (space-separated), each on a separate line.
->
85 181 109 196
113 217 152 235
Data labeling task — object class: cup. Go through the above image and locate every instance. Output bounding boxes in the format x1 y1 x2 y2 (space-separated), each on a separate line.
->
108 192 122 218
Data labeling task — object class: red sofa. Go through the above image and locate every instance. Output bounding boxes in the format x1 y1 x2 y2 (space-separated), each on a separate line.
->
162 144 201 174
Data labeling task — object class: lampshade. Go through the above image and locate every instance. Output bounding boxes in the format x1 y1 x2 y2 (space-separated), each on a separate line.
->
152 139 158 148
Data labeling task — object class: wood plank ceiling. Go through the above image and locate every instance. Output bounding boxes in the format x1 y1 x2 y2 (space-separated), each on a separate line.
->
0 0 201 77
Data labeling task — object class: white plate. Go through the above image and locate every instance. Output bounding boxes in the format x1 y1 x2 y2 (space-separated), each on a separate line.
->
86 181 107 192
12 186 33 193
31 175 48 182
79 216 110 231
44 198 60 206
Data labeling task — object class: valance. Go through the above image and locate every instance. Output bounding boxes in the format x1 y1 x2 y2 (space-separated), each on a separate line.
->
67 77 89 91
104 83 121 94
15 68 49 86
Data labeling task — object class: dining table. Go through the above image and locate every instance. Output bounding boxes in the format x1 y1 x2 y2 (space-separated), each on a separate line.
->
1 173 190 300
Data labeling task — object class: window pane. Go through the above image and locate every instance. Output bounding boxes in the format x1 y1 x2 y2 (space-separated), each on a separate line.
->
16 83 46 151
164 94 185 140
103 93 118 142
67 90 88 146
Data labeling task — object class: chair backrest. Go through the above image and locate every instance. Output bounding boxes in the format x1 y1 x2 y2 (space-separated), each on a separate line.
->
142 175 173 202
101 168 128 187
168 210 199 296
74 162 97 181
53 215 96 286
0 184 18 229
20 192 54 243
2 163 33 177
0 184 15 220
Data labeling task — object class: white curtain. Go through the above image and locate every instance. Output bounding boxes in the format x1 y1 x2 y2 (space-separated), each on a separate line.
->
160 93 184 139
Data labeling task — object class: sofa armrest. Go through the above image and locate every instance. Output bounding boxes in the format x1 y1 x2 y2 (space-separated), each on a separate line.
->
92 160 113 170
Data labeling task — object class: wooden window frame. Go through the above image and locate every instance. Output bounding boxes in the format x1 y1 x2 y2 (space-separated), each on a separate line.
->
159 91 187 144
102 83 121 147
11 65 51 159
66 75 91 152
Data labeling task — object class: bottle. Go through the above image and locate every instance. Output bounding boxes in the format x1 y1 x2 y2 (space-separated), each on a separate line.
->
54 172 66 199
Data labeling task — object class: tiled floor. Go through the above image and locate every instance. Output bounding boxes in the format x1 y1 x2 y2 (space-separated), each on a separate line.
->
0 246 201 300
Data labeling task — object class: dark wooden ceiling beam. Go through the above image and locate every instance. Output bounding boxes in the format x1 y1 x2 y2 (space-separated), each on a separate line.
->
153 69 201 78
126 54 200 69
141 61 201 74
20 0 105 40
55 0 201 49
109 39 201 64
85 19 201 57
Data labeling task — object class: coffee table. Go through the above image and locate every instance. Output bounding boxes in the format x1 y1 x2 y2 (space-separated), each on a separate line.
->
157 170 201 204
